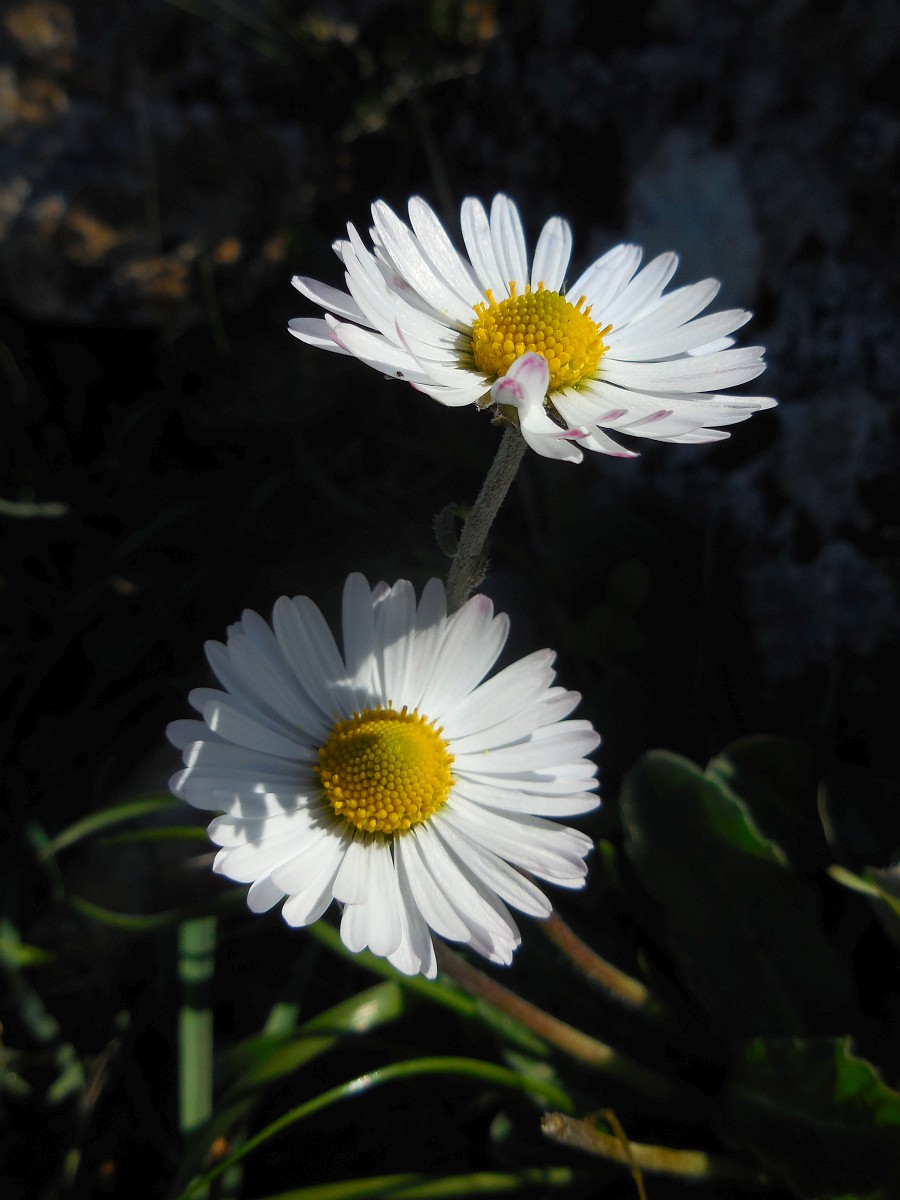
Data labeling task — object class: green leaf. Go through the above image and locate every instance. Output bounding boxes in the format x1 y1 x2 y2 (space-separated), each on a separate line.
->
828 866 900 951
720 1037 900 1198
620 750 853 1037
178 1058 576 1199
40 795 180 859
172 982 413 1194
69 890 242 932
246 1167 581 1198
818 764 900 866
0 935 54 968
101 826 208 846
221 981 408 1091
70 895 181 931
707 735 830 870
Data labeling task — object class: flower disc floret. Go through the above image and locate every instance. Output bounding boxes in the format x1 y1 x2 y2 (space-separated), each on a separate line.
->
472 284 610 392
316 705 453 835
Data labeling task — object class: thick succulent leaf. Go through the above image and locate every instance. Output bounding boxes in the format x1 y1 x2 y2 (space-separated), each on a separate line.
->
707 735 830 870
719 1037 900 1199
818 764 900 866
620 750 853 1037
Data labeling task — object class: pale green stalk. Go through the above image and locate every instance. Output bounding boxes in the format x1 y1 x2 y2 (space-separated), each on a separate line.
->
178 917 217 1142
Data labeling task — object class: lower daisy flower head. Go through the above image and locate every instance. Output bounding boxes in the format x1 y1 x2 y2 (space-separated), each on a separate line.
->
289 193 776 462
168 573 601 977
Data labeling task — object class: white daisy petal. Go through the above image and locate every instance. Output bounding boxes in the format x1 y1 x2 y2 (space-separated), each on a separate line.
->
602 253 680 328
440 649 557 738
396 833 473 942
281 835 348 926
417 823 521 962
393 323 481 389
460 196 506 295
168 718 213 751
332 832 372 904
272 595 349 718
569 243 643 310
607 278 721 341
404 577 448 708
452 776 599 818
371 201 474 324
171 575 599 975
328 321 425 381
449 689 583 754
608 307 751 361
407 196 483 308
434 815 552 918
418 594 508 714
374 579 418 705
388 858 438 978
291 275 370 325
490 194 529 290
247 875 286 914
492 354 587 463
413 381 490 407
441 802 590 886
656 428 733 444
605 345 766 393
201 695 312 761
292 196 774 453
341 572 378 709
214 821 320 885
579 427 642 458
531 217 573 292
287 317 350 353
340 837 404 957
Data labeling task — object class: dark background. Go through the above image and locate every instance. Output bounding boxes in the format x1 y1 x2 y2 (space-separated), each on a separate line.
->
2 1 898 1196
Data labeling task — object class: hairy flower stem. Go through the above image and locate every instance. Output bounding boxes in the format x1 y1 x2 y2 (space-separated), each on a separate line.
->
445 425 527 613
540 912 658 1015
435 943 678 1104
541 1113 769 1186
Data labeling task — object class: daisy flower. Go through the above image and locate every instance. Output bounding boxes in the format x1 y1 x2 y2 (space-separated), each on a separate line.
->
168 573 600 978
289 194 776 462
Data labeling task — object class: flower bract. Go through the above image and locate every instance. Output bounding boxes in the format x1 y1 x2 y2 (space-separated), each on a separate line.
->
289 193 776 461
168 574 600 977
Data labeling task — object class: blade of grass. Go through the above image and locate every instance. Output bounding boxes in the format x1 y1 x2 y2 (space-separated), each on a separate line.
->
101 826 208 846
40 795 180 859
220 980 408 1091
247 1166 584 1198
178 917 217 1137
177 1057 576 1199
169 981 412 1197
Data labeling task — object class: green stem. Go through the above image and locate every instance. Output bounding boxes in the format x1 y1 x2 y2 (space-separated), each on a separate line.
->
434 943 677 1104
445 425 527 612
178 917 217 1138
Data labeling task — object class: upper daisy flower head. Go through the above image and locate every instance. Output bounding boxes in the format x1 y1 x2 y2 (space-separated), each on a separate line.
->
289 194 776 462
168 573 600 978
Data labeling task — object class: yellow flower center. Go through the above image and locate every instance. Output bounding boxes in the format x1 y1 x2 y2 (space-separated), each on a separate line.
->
316 706 454 836
471 282 611 392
